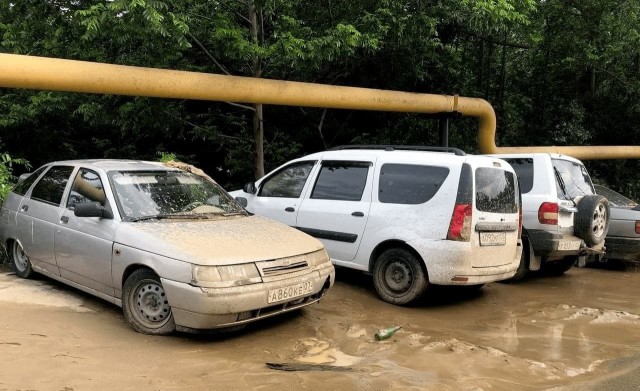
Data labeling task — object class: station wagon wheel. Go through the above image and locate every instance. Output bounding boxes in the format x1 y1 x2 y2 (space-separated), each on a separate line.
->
11 240 33 278
373 248 428 305
123 269 176 335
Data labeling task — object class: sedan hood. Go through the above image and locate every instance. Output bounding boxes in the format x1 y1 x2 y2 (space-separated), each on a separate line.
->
114 215 324 265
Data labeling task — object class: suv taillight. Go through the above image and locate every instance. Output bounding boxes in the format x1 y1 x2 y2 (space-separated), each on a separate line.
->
447 163 473 242
636 221 640 234
538 202 558 225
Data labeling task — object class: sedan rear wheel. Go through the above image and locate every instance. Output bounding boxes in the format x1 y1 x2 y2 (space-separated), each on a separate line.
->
123 269 176 335
11 241 33 278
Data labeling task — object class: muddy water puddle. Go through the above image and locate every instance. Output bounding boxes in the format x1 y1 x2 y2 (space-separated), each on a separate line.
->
1 265 640 390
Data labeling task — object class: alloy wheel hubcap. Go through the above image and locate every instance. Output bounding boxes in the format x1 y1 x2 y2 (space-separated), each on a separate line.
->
591 204 607 238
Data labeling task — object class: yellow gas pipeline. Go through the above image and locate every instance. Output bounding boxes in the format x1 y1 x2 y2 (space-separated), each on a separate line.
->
0 53 638 160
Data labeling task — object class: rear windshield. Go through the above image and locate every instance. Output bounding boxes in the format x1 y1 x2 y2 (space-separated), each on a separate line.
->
552 159 595 200
475 168 518 213
594 185 637 207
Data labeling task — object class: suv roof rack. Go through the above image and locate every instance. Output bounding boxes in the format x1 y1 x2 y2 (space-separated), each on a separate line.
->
328 145 466 156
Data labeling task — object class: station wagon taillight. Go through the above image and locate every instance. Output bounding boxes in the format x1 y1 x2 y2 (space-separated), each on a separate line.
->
636 221 640 234
538 202 558 225
447 163 473 242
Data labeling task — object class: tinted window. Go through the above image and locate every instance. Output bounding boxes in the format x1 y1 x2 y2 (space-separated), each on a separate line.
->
311 161 370 201
67 169 107 208
30 166 74 206
503 158 534 193
259 161 315 198
475 168 518 213
12 166 47 196
552 159 595 200
379 164 450 204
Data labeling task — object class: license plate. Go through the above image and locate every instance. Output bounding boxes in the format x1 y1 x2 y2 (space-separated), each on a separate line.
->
267 281 313 304
557 240 581 251
479 232 506 246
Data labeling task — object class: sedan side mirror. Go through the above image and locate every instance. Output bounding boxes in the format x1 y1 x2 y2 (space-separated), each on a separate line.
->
74 202 111 219
235 197 248 208
243 182 257 194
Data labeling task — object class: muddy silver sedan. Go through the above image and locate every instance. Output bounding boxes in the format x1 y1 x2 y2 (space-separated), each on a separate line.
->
0 160 335 334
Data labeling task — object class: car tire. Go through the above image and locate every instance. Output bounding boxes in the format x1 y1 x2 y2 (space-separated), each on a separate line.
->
574 195 610 247
541 256 576 276
504 236 530 283
10 240 34 279
123 269 176 335
373 248 428 305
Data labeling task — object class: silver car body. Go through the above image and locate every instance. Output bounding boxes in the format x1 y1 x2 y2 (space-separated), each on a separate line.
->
0 160 335 331
594 185 640 262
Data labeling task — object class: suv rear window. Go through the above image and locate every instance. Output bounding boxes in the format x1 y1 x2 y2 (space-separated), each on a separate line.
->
552 159 595 200
379 164 449 204
475 168 518 213
503 158 533 193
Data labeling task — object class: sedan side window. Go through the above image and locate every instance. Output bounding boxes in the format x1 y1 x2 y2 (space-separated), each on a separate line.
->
67 169 107 209
311 161 370 201
12 165 48 196
30 166 75 206
259 161 315 198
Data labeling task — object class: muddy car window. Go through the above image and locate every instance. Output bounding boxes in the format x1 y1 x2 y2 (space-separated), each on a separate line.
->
504 158 534 194
259 161 315 198
67 169 107 209
311 161 370 201
110 171 244 220
379 164 450 204
30 166 75 206
12 165 47 196
594 185 637 207
552 159 595 200
475 168 518 213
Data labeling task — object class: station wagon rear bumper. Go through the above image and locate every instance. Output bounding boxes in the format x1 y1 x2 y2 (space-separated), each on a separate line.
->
604 236 640 262
161 264 335 331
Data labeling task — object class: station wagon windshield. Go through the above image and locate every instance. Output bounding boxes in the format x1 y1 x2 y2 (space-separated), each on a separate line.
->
109 171 245 221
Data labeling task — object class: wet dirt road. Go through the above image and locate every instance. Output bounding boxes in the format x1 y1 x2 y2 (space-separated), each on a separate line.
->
1 263 640 390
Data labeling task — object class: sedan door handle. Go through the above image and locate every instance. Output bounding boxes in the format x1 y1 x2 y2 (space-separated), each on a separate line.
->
351 211 364 217
20 205 28 212
285 207 295 212
60 216 69 224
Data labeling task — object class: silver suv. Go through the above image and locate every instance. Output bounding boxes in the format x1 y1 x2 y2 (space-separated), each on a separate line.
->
232 146 523 305
490 153 610 280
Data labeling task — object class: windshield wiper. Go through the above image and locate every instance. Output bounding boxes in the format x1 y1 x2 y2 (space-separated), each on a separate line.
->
129 213 210 222
553 167 572 201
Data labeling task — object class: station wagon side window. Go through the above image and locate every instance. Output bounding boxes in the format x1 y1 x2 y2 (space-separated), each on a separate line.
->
503 158 534 194
311 161 370 201
12 165 48 196
378 164 450 204
259 161 315 198
30 166 75 206
67 168 107 209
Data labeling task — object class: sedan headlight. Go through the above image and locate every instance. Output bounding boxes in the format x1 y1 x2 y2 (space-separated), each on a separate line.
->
192 263 262 288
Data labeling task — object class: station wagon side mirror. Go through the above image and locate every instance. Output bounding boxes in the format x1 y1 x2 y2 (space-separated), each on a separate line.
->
74 201 113 219
243 182 256 194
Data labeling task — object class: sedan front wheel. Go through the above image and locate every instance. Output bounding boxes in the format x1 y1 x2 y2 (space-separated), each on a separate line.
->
123 269 176 335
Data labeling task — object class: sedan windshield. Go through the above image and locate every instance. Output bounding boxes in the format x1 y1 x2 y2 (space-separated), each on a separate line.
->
109 170 246 220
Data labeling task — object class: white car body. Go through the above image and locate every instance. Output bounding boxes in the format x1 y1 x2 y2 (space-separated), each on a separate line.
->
231 147 523 291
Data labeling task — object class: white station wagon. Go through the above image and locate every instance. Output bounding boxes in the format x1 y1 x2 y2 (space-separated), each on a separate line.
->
0 160 335 334
232 146 523 305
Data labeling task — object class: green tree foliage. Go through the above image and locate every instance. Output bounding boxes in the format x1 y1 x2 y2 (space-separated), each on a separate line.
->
0 0 638 198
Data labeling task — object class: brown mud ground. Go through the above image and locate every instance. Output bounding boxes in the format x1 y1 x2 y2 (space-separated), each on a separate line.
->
1 262 640 390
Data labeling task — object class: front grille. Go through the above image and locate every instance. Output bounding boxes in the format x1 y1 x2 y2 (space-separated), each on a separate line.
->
261 261 308 276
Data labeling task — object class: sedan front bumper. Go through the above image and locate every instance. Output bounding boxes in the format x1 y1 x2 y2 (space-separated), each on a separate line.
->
161 264 335 331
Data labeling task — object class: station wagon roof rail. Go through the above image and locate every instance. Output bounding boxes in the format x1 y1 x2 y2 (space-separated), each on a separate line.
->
327 145 466 156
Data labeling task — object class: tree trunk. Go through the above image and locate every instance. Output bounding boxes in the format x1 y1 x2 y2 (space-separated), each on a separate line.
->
249 1 264 179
